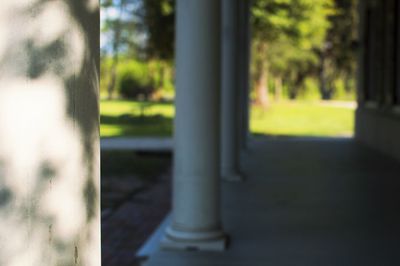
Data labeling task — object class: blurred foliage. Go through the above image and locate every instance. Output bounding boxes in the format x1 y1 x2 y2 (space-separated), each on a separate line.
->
100 58 175 100
101 0 138 99
100 0 358 102
318 0 359 99
136 0 175 61
251 0 335 105
101 0 175 100
252 0 334 45
117 61 153 99
251 0 358 104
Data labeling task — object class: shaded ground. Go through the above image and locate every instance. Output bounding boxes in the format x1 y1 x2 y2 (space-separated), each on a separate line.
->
144 138 400 265
101 150 172 266
101 114 173 137
101 137 172 152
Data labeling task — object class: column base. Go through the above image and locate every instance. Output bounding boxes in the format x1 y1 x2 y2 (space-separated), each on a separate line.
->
160 225 227 251
221 170 244 182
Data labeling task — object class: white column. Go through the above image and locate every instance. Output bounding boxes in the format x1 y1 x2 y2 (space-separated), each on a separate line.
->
221 0 243 181
237 0 251 151
0 2 100 265
161 0 227 251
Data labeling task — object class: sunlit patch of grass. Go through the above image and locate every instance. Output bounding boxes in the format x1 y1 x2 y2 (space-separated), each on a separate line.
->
251 101 355 137
100 99 355 138
100 100 174 117
100 100 174 137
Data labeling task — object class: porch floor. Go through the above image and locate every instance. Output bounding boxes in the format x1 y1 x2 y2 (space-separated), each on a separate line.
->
141 138 400 265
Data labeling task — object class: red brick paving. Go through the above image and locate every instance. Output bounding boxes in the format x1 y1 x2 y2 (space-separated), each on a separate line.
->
101 171 171 266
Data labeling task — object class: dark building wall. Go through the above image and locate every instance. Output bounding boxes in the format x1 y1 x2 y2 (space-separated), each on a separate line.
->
356 0 400 161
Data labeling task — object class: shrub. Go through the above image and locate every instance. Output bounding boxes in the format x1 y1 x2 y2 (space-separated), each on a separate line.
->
117 61 155 100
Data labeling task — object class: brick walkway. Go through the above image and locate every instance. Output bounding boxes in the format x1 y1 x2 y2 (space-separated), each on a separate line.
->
101 171 171 266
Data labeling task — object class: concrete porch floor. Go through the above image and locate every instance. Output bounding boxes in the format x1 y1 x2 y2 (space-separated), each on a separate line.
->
141 137 400 265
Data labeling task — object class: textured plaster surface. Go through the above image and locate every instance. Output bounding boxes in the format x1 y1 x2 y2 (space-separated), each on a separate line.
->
0 1 100 265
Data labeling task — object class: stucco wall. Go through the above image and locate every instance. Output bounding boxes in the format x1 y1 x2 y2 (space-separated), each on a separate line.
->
0 1 100 265
355 108 400 162
355 0 400 163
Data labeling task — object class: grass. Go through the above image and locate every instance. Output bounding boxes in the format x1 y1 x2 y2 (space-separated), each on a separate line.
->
100 99 355 138
101 100 174 137
251 101 355 137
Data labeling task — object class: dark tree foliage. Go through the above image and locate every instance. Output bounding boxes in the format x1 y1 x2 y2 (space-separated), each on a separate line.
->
319 0 358 99
136 0 175 61
251 0 333 104
328 0 358 74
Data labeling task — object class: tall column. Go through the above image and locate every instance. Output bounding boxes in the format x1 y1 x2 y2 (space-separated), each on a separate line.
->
161 0 226 251
0 1 100 265
221 0 243 181
356 0 367 104
237 0 251 151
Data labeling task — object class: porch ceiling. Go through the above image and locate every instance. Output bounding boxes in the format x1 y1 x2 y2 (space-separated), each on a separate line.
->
142 137 400 265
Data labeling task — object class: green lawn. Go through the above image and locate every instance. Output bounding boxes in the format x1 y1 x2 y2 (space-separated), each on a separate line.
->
251 101 355 137
100 100 355 138
101 100 174 137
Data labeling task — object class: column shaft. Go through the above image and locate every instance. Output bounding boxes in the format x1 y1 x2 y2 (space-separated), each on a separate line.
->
162 0 226 251
221 0 243 181
237 0 251 151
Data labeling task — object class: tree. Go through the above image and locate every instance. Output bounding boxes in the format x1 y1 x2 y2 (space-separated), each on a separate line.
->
318 0 358 99
135 0 175 92
101 0 137 99
251 0 333 106
101 0 176 100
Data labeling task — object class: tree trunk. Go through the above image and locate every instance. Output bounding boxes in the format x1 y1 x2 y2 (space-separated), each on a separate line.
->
256 70 269 108
159 61 165 91
344 74 352 93
107 62 117 100
274 76 282 101
254 42 269 109
319 51 332 100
